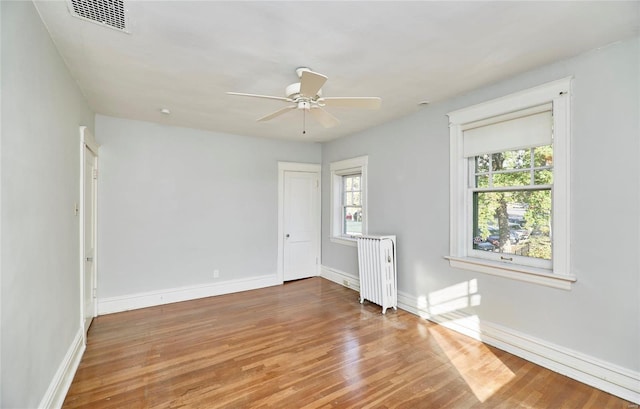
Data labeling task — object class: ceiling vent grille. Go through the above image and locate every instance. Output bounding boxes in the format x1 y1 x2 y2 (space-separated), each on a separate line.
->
68 0 128 32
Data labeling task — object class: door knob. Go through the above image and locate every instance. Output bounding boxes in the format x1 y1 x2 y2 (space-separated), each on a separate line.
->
285 234 290 238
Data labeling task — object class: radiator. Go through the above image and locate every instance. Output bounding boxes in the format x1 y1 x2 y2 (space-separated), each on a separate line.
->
356 235 397 314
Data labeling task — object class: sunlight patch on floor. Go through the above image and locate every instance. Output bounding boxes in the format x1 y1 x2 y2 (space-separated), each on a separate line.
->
429 322 515 402
341 331 363 384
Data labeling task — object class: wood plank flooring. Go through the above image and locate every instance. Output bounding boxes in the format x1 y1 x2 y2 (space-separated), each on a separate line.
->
63 277 633 408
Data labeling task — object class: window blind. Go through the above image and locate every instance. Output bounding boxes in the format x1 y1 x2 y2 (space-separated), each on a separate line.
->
462 103 552 157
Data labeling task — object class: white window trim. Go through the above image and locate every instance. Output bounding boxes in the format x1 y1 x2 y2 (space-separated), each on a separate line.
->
330 155 368 246
447 77 576 290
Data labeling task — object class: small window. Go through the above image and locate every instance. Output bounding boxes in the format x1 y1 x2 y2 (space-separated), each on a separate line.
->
342 174 363 236
447 78 575 290
330 156 368 246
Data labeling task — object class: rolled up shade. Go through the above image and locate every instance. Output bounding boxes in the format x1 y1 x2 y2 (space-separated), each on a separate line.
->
462 103 552 157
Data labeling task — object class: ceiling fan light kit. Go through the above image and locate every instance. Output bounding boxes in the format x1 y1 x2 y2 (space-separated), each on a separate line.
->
227 67 381 134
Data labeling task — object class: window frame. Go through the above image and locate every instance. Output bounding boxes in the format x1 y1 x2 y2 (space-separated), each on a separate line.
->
447 78 576 290
330 156 368 246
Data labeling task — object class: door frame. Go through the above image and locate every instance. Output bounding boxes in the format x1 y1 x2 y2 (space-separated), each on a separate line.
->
79 126 99 344
277 162 321 283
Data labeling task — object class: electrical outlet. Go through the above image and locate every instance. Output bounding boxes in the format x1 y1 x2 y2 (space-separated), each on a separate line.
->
213 269 220 279
343 279 349 287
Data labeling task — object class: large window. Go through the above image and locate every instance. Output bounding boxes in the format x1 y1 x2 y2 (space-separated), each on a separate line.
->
447 78 575 289
330 156 368 245
472 144 553 269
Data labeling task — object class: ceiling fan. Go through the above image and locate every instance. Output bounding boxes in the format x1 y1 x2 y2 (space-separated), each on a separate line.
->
227 67 381 133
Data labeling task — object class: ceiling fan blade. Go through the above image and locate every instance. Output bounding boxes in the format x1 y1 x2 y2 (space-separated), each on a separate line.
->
310 107 339 128
318 97 382 109
227 92 292 103
257 105 297 122
300 70 328 97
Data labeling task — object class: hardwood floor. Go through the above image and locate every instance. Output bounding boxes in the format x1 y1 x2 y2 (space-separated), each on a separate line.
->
64 277 632 408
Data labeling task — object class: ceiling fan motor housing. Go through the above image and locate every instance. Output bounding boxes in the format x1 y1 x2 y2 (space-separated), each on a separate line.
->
285 82 322 101
297 100 311 110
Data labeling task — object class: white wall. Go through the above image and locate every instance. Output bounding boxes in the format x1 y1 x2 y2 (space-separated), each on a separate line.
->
322 37 639 379
96 115 321 300
1 2 94 407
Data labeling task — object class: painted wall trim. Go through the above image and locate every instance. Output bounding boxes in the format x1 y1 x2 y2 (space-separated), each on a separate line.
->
446 256 576 290
38 329 85 409
79 125 99 346
320 265 640 404
98 274 281 315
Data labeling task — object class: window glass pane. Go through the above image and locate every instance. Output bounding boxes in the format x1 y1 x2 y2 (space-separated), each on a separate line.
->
476 155 490 173
344 192 353 206
352 176 360 190
344 206 362 235
493 171 530 187
472 190 551 260
344 176 352 191
534 145 553 167
534 169 553 185
491 153 503 171
521 149 532 168
353 191 361 205
500 149 530 170
476 175 489 188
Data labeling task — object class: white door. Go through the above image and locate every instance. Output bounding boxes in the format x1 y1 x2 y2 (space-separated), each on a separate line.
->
83 145 97 335
283 170 320 281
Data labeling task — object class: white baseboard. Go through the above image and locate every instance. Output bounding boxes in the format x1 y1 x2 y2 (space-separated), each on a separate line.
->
98 274 281 315
400 291 640 404
38 329 85 409
320 264 640 404
320 265 360 291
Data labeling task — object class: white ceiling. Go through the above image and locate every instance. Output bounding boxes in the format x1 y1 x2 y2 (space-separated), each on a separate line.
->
34 1 639 142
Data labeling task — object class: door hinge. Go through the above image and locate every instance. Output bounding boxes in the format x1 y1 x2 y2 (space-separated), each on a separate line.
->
316 257 318 264
92 169 98 180
316 179 319 188
92 288 97 299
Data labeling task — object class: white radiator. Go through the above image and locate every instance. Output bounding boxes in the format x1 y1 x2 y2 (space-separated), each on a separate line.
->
356 235 397 314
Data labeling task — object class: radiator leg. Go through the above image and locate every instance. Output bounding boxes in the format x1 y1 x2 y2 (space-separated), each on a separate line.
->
382 306 387 314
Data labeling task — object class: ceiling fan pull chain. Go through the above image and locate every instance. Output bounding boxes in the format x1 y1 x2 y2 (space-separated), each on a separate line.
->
302 108 306 135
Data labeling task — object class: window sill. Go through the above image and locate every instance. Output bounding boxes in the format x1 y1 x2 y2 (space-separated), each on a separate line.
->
445 256 576 290
330 236 358 247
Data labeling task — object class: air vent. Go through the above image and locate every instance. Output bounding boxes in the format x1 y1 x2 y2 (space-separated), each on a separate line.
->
68 0 128 32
